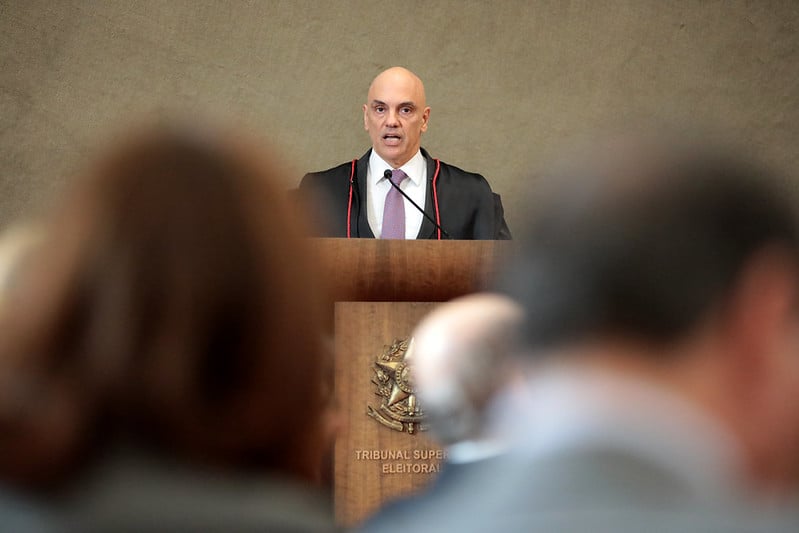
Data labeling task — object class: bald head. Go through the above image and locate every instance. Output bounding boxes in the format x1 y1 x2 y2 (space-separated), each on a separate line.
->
367 67 427 106
363 67 430 168
411 293 524 444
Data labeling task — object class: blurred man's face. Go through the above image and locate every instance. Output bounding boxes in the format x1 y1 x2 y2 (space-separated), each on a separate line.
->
363 68 430 168
735 259 799 490
763 320 799 485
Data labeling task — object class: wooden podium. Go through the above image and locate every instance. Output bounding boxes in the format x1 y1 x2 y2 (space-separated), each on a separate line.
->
314 239 509 527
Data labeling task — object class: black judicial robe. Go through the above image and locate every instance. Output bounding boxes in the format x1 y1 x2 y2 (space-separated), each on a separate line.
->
298 148 511 240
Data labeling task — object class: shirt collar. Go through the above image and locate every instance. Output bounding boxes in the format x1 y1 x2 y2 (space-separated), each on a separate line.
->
447 439 508 465
369 149 425 187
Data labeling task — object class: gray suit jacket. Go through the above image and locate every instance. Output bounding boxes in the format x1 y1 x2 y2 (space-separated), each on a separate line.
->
360 447 799 533
359 458 501 532
59 451 336 533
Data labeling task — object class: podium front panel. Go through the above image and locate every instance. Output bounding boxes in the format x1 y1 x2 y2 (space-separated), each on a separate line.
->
334 301 443 527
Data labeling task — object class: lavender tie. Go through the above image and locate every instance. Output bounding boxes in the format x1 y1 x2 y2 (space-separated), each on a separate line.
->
381 169 408 239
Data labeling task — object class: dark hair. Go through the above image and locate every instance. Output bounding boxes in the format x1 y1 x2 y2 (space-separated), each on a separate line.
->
500 140 799 350
0 127 328 488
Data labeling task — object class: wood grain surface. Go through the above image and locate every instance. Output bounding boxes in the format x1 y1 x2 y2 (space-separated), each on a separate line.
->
310 238 511 302
334 302 441 527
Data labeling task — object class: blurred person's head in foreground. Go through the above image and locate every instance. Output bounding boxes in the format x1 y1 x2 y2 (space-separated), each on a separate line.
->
501 134 799 496
0 125 329 493
359 294 525 533
411 293 524 453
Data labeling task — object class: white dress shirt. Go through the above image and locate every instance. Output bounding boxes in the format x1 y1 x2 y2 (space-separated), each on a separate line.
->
367 150 427 239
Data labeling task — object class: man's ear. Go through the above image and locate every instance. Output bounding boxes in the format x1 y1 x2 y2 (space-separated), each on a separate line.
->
363 104 369 131
722 248 798 375
421 107 431 132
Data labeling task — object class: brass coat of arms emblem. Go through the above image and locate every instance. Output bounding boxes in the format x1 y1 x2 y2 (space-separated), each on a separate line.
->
367 338 427 434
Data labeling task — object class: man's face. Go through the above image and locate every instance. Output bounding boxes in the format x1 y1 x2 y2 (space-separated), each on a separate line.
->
732 259 799 489
363 69 430 168
762 317 799 484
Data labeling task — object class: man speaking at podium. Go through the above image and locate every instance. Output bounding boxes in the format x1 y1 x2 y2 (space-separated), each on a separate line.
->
298 67 510 240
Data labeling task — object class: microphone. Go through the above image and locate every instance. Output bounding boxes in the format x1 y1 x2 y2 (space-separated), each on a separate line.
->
383 169 450 239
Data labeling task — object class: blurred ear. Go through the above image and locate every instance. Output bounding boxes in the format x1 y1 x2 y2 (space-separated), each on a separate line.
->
721 248 799 376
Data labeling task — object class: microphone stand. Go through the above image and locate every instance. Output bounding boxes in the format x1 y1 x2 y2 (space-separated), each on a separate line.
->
384 169 451 239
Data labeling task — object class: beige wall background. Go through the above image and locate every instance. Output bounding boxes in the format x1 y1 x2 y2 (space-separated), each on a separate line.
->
1 0 798 232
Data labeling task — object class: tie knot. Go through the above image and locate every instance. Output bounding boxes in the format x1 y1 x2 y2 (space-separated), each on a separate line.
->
390 169 408 187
